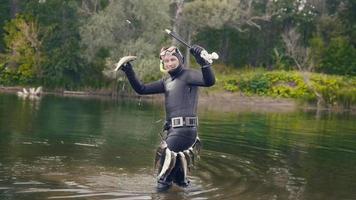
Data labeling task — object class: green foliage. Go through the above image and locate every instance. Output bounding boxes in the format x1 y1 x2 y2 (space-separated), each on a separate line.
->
0 0 11 51
335 87 356 108
309 36 324 70
308 10 356 76
221 69 356 106
22 0 88 89
80 48 110 88
238 71 310 99
185 0 280 67
183 0 241 30
337 0 356 47
80 0 170 82
320 37 356 75
272 48 295 70
239 73 270 95
223 79 238 92
271 0 317 24
1 14 43 85
0 0 355 93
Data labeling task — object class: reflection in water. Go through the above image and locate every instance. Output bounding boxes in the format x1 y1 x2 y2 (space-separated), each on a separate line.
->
0 93 356 199
17 87 43 111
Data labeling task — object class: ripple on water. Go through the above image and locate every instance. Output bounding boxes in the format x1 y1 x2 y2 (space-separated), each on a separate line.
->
191 149 308 200
74 143 98 147
0 145 304 200
1 161 224 200
14 181 45 185
13 173 156 199
190 150 261 199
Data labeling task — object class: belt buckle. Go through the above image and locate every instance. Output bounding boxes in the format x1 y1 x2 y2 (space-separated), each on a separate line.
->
171 117 184 128
185 117 198 127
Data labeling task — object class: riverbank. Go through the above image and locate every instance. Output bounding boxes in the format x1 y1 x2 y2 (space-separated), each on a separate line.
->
215 69 356 108
2 85 355 114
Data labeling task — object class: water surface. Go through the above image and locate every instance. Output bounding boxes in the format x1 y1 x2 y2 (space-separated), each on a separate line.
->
0 93 355 199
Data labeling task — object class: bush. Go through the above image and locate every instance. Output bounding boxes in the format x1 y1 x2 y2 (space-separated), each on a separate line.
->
222 69 356 106
239 73 270 95
223 79 238 92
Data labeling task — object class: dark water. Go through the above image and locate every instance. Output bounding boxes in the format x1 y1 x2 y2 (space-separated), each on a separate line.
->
0 93 355 200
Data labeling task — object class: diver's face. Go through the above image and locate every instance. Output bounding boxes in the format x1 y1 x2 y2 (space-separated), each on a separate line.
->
162 55 179 71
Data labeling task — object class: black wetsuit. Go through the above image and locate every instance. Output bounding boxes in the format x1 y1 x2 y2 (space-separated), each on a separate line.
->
122 64 215 152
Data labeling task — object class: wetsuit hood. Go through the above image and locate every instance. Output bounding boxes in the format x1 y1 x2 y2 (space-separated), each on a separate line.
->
167 50 184 78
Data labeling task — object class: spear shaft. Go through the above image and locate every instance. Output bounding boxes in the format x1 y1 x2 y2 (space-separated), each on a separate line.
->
165 29 191 48
164 29 219 64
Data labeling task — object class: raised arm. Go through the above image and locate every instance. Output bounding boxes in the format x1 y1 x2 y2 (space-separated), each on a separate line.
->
187 45 215 87
121 63 165 95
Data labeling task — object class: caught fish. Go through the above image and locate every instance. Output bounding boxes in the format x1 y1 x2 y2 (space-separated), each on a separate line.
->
183 150 193 171
164 151 177 180
194 137 202 154
154 141 167 170
158 148 172 179
188 147 195 165
179 152 188 180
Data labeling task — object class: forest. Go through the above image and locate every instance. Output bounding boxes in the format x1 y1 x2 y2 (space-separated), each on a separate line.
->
0 0 355 105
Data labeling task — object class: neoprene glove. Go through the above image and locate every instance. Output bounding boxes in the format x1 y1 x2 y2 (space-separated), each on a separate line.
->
190 44 209 66
121 62 133 72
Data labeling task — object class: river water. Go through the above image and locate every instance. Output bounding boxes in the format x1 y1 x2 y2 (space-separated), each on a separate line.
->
0 93 355 200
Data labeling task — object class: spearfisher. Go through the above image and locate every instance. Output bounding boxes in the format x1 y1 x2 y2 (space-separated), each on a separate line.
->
116 27 216 192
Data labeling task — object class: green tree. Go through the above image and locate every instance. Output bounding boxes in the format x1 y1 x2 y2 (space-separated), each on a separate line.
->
181 0 276 66
310 0 356 76
80 0 171 80
321 36 356 75
23 0 86 88
0 0 11 52
1 14 44 85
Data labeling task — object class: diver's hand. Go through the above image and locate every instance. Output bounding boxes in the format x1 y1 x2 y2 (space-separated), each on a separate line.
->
121 62 133 72
190 44 210 66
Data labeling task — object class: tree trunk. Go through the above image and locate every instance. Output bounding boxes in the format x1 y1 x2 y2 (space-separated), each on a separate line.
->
293 57 325 107
220 30 230 64
282 27 325 107
171 0 184 46
10 0 20 18
8 0 20 70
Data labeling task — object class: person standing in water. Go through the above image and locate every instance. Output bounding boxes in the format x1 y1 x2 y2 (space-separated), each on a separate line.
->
120 45 215 191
